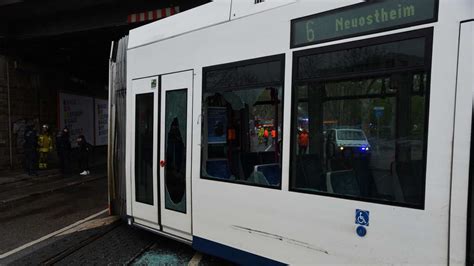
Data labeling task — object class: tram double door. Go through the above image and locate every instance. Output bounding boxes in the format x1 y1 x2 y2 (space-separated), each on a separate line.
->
131 70 193 241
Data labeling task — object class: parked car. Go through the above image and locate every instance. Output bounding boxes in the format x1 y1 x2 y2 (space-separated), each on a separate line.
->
325 129 371 158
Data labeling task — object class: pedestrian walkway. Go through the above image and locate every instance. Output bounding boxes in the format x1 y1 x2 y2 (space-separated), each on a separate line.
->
0 169 60 188
0 145 108 207
0 166 106 207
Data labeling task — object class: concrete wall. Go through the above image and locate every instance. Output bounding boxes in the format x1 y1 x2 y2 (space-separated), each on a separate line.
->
0 56 9 169
0 56 68 170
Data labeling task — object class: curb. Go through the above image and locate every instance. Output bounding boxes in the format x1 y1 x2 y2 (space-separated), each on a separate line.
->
0 173 62 187
0 171 61 186
0 175 106 207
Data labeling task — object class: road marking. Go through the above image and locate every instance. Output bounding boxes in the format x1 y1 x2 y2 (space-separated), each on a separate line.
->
188 252 202 266
0 209 108 259
57 215 119 236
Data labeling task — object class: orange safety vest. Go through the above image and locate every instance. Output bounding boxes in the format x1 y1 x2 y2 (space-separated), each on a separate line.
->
263 129 269 138
298 132 309 146
227 128 236 141
271 129 276 138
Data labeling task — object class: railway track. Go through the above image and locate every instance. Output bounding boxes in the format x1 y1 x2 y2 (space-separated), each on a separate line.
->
4 214 230 265
40 220 122 265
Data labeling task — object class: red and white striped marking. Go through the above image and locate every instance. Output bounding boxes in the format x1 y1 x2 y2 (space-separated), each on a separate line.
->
128 6 180 24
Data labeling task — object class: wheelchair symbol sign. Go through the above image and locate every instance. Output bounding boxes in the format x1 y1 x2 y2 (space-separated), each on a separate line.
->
355 209 369 226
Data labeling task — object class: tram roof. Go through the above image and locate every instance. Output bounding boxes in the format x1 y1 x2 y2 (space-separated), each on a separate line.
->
128 0 232 49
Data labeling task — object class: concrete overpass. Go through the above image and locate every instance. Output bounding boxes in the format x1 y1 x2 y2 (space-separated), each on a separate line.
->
0 0 209 169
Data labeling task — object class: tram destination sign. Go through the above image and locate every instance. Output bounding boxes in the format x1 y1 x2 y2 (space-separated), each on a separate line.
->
291 0 438 48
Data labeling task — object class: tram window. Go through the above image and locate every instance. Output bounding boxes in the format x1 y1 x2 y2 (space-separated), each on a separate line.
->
164 89 187 213
297 37 426 80
135 93 154 205
291 31 431 208
201 56 284 188
205 61 281 92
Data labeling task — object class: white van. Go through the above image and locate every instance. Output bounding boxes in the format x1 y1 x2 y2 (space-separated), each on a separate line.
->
326 129 371 157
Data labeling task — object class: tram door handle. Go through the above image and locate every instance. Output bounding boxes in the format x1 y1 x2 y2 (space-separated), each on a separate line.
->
160 160 166 168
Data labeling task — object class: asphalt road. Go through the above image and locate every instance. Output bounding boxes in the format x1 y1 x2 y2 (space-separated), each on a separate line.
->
0 177 108 255
0 176 233 265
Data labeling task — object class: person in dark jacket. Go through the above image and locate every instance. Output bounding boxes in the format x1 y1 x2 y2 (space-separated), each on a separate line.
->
24 125 38 176
56 127 71 176
166 118 185 204
77 135 92 176
167 118 184 172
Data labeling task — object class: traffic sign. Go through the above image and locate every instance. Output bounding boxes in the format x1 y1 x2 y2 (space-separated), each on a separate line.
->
355 209 370 226
373 106 384 119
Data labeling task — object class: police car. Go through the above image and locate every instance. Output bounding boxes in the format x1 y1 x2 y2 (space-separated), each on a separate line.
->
325 129 371 158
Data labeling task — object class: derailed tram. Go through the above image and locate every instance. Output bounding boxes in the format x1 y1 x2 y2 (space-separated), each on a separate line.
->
123 0 474 264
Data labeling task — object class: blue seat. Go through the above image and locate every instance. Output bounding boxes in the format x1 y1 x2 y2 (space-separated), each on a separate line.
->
206 160 231 180
254 163 281 186
326 170 360 197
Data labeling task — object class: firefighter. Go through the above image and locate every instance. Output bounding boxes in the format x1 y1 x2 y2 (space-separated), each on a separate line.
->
24 124 38 176
263 127 269 146
257 126 264 144
271 127 277 143
298 128 309 155
38 124 53 169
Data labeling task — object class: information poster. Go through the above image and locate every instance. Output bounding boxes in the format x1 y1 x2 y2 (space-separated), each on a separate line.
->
59 93 94 147
207 107 227 144
95 99 108 146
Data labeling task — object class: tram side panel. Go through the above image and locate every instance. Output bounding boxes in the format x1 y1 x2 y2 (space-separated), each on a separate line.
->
125 0 472 264
450 21 474 265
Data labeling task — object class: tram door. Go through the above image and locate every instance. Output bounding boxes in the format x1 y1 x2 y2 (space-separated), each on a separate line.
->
131 76 160 224
159 71 193 240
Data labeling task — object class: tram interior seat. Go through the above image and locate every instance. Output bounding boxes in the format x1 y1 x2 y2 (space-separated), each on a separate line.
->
247 171 270 186
295 154 325 191
394 160 424 205
324 158 383 198
352 159 376 198
326 170 361 196
253 163 281 186
241 152 277 179
205 159 232 180
241 152 260 178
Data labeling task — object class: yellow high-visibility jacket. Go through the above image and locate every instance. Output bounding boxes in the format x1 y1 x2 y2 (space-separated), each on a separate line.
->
38 134 53 153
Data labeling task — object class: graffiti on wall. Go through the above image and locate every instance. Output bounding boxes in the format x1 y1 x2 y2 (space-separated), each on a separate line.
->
12 118 39 150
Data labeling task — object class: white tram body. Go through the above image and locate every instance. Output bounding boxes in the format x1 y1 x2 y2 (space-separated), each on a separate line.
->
125 0 473 264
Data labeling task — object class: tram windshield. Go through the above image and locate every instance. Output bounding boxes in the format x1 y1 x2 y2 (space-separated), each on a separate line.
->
291 32 431 208
337 130 367 141
201 56 284 187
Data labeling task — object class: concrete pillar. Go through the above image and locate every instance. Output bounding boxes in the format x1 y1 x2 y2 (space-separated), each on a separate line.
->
0 56 10 169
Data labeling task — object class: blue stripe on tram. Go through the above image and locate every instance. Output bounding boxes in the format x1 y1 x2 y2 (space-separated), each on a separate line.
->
192 236 286 266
